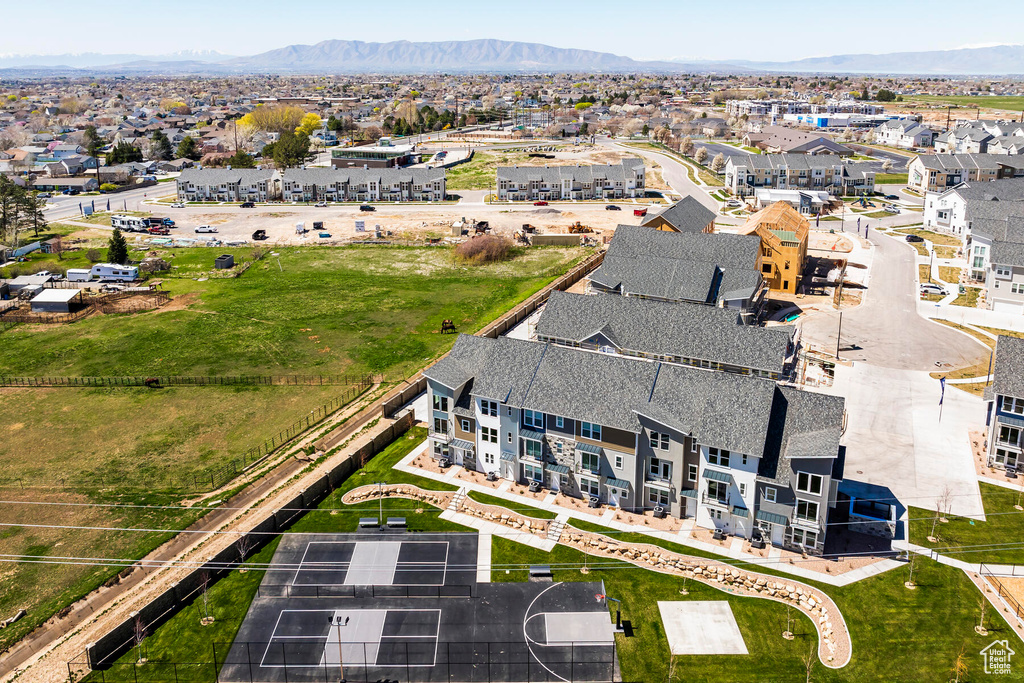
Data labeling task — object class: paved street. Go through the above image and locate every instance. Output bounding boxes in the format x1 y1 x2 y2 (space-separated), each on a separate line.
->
799 226 988 370
44 183 175 222
849 144 911 172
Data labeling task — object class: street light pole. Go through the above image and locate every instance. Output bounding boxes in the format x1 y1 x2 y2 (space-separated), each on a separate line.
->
375 482 386 527
327 615 349 682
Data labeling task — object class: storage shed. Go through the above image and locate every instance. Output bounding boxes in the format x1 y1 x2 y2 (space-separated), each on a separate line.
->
29 288 82 313
214 254 235 269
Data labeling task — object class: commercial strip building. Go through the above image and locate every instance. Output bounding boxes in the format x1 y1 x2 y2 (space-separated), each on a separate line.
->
724 154 876 198
423 333 845 556
495 159 645 201
330 138 417 168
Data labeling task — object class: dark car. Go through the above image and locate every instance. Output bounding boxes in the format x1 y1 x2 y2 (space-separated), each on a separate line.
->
359 204 375 211
241 201 255 208
885 194 899 200
905 234 924 243
67 189 80 195
605 204 621 211
252 229 268 241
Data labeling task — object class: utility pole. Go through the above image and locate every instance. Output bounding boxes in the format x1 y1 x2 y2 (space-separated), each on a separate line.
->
835 310 843 358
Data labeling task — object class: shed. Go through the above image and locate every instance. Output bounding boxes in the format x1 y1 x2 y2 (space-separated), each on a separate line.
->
214 254 235 269
7 274 55 292
29 288 82 313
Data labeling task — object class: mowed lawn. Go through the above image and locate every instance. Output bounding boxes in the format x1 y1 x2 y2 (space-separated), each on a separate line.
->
0 245 587 378
909 482 1024 564
903 95 1024 111
89 428 1024 683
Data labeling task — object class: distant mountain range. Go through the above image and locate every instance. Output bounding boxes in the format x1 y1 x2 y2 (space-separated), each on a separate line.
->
2 40 1024 75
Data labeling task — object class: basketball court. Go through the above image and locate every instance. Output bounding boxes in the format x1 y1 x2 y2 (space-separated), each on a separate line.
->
221 532 619 682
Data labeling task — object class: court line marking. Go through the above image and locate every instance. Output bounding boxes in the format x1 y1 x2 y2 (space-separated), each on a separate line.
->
292 540 452 587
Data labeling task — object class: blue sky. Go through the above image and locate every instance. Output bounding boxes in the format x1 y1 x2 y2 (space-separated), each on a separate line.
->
2 0 1018 61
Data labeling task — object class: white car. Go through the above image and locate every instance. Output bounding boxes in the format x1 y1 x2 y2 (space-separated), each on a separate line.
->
920 283 946 296
315 201 328 207
170 203 185 208
726 200 741 208
195 225 218 233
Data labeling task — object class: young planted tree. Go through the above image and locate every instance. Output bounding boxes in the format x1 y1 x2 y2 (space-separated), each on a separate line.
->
679 136 694 156
107 228 129 265
711 152 726 173
133 615 147 663
199 569 211 623
235 536 254 572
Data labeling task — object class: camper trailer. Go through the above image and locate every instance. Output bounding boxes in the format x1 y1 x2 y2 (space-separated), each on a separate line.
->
111 215 149 233
90 263 139 282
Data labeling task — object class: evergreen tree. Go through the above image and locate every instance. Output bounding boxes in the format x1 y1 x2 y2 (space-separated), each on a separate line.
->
83 125 104 158
107 228 129 265
176 135 199 161
107 141 142 165
150 130 173 161
226 150 256 168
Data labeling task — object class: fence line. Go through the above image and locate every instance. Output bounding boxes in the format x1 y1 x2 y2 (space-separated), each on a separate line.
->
981 568 1024 626
0 373 381 389
0 291 170 324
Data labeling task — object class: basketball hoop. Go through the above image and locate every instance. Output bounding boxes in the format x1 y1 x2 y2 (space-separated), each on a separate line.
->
595 593 605 602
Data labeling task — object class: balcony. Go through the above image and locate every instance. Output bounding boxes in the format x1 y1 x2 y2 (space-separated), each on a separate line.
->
791 514 820 531
428 427 453 444
701 493 729 509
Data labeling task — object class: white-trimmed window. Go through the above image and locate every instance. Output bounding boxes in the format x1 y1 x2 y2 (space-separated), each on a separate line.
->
708 448 730 467
995 448 1019 468
433 417 448 434
763 486 777 503
581 422 602 440
795 499 819 522
484 453 494 465
555 416 564 429
432 395 449 411
739 483 746 497
1003 397 1024 415
1000 425 1022 447
614 454 623 470
1013 283 1024 295
460 419 471 432
741 454 748 465
582 452 601 474
481 427 498 444
790 527 818 548
480 400 498 417
581 477 600 496
689 440 698 454
649 432 670 450
524 438 543 460
647 488 669 506
688 464 697 482
796 472 823 496
649 457 671 480
523 409 544 429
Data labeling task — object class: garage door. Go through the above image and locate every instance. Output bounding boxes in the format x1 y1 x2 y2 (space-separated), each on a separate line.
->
991 299 1023 315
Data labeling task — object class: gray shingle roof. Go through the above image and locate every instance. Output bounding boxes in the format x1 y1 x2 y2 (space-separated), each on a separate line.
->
282 166 444 186
589 226 762 304
496 158 643 185
536 291 793 374
914 154 1004 172
177 168 277 185
641 196 715 233
993 335 1024 400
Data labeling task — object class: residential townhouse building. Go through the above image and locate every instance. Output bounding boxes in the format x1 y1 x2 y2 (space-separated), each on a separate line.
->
534 291 797 379
988 335 1024 473
923 178 1024 250
175 168 281 202
907 154 1024 193
640 196 716 233
423 334 845 555
871 120 934 149
934 126 993 154
280 167 446 202
978 215 1024 313
496 159 645 201
586 225 767 317
724 154 876 197
987 136 1024 155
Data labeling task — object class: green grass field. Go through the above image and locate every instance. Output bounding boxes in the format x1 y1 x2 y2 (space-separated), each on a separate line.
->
90 428 1024 683
874 173 909 185
909 482 1024 564
904 95 1024 112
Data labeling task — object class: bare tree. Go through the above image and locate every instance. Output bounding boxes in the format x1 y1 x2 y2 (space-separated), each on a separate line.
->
52 234 65 261
694 146 709 165
938 485 954 522
236 536 254 572
133 615 147 663
801 640 816 683
976 596 989 635
711 153 726 173
951 645 969 683
199 569 211 622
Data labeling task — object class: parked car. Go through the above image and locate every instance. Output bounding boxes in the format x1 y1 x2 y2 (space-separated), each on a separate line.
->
195 225 218 233
905 234 924 243
727 200 742 208
533 200 549 206
240 201 255 208
170 203 185 209
359 204 375 211
605 204 621 211
162 218 175 227
921 283 946 296
885 205 900 214
65 189 80 195
147 226 170 235
252 229 268 241
36 192 51 198
315 201 328 207
884 194 899 201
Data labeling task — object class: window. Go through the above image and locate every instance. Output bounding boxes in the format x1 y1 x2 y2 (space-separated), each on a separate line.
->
555 416 564 429
739 483 746 497
481 427 498 444
582 452 601 474
995 448 1019 468
614 454 623 470
507 432 512 444
649 432 670 450
763 486 777 503
708 448 730 467
581 422 602 440
507 407 512 416
996 266 1012 278
524 438 543 460
433 417 448 434
741 454 748 466
689 440 698 454
432 441 449 458
706 480 727 502
432 395 449 412
999 425 1021 447
581 477 600 497
484 453 494 465
649 457 671 480
480 400 498 417
647 488 669 506
524 409 544 429
1013 283 1024 295
688 464 698 482
524 463 543 482
796 499 819 522
460 419 471 432
790 528 818 548
796 472 823 496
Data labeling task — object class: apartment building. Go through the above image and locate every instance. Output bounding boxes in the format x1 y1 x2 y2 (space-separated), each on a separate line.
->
175 168 280 202
496 159 645 201
587 226 767 316
534 291 796 379
872 120 934 149
922 178 1024 248
724 154 876 197
934 127 993 154
907 154 1024 193
281 167 446 202
978 215 1024 313
987 335 1024 472
423 334 845 555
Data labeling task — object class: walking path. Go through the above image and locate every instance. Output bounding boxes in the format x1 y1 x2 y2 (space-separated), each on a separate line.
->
396 442 902 587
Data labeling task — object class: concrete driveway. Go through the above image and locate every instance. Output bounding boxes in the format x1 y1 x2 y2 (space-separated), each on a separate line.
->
824 363 986 518
799 227 989 370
